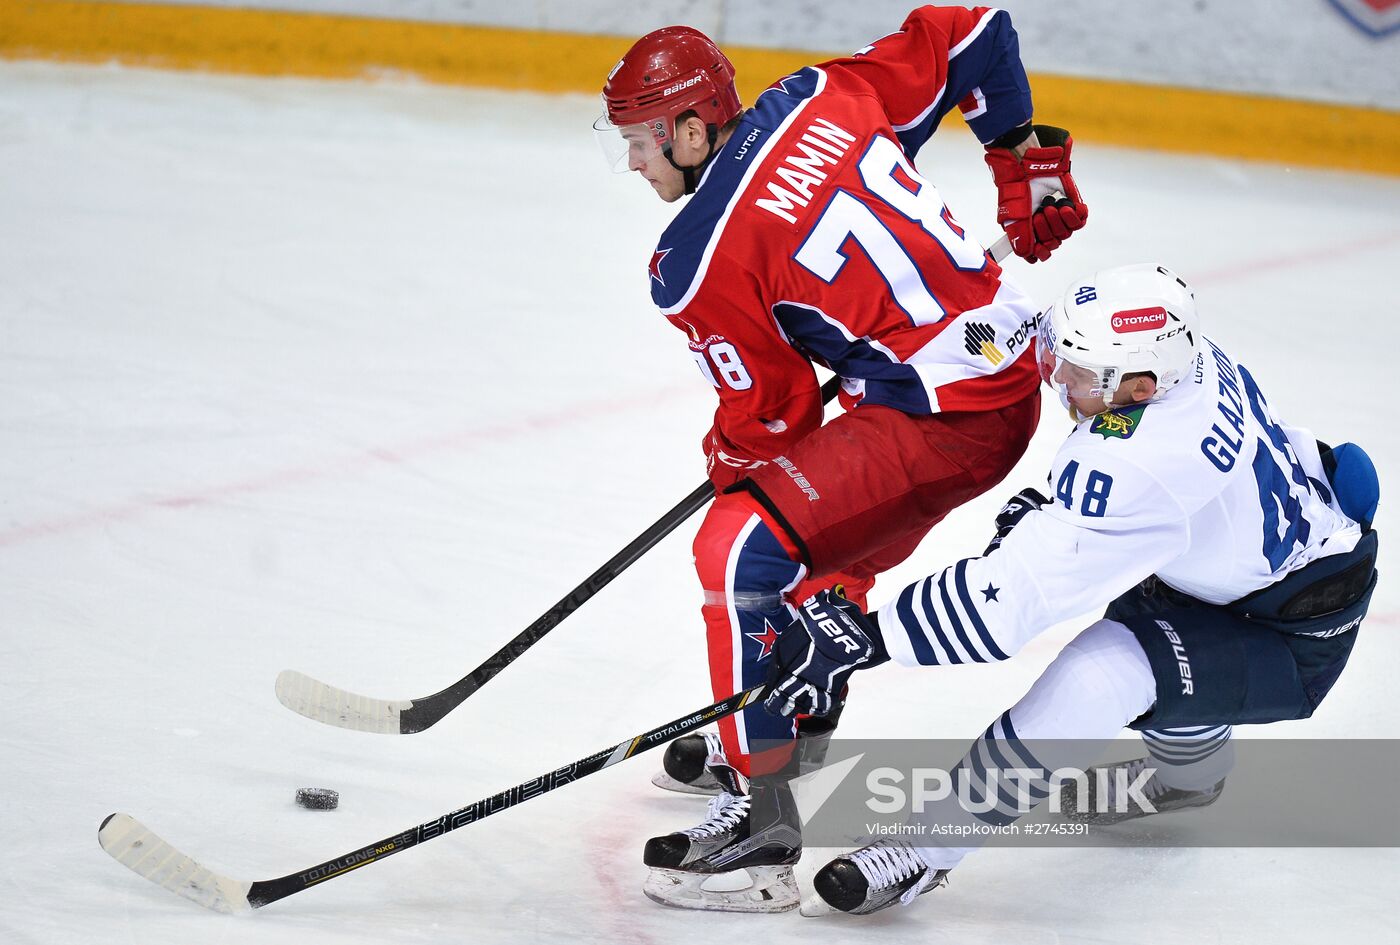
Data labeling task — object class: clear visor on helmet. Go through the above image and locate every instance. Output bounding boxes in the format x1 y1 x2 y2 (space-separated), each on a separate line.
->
593 110 671 174
1037 339 1119 411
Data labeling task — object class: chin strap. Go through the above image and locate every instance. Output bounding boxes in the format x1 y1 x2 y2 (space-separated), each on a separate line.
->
665 124 722 195
1059 391 1111 424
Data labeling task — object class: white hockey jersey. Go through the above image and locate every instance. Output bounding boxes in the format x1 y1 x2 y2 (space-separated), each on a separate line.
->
877 336 1364 667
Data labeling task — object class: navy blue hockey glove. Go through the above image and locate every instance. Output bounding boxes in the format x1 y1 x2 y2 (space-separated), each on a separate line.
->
764 588 888 719
983 488 1049 555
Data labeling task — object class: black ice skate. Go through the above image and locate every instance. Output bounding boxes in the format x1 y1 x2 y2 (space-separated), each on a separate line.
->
651 733 723 795
642 752 802 913
653 714 845 796
803 840 949 916
1060 757 1225 825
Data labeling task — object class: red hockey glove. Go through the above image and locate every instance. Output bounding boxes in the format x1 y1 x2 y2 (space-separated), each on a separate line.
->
704 428 766 489
984 125 1088 264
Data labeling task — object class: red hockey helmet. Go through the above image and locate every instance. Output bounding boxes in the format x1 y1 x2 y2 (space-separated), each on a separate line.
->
594 26 742 173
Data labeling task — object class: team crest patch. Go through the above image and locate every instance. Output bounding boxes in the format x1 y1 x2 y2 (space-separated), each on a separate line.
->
1091 405 1147 440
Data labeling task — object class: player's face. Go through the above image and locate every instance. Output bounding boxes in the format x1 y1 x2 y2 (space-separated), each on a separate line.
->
594 113 687 202
1040 349 1112 417
1056 362 1112 416
623 126 687 202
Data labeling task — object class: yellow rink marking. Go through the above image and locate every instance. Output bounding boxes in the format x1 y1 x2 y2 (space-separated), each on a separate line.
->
1 0 1396 175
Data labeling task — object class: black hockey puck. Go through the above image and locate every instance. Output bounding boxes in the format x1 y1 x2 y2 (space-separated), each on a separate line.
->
295 787 339 810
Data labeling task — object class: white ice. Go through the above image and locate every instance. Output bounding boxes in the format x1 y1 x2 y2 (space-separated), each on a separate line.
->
2 60 1398 944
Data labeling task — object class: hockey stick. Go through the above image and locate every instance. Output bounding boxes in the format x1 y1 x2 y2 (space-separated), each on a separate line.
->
274 233 1016 734
274 376 840 734
99 685 766 913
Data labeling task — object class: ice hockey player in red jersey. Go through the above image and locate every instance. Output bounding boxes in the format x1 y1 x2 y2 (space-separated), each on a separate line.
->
593 5 1088 912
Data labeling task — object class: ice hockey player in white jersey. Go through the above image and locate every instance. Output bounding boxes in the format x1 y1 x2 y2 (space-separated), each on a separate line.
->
755 262 1380 916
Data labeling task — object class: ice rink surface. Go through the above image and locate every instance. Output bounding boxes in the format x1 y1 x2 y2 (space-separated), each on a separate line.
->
2 60 1398 944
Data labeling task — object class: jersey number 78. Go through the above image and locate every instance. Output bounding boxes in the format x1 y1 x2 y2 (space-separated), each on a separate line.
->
794 135 986 326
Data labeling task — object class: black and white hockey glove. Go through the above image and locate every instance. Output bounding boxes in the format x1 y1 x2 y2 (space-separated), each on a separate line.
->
764 589 888 719
983 487 1049 556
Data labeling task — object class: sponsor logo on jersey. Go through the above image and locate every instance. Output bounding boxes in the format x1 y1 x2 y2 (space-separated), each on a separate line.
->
1110 306 1168 333
687 331 726 351
1003 311 1041 359
1325 0 1400 37
963 321 1005 365
733 127 763 162
1090 404 1146 439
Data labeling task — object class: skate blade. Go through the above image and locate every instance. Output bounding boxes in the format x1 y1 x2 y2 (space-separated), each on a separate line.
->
650 771 721 796
799 891 838 917
643 865 799 914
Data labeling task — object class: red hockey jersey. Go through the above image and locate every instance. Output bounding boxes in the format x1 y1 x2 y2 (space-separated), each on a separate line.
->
646 6 1042 470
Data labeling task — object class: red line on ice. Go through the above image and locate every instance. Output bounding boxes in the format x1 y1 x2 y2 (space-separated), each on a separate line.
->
1193 229 1400 285
7 230 1398 550
0 386 693 548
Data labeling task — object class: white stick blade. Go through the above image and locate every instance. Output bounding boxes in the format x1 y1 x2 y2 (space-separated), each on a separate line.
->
988 232 1013 263
98 813 253 914
274 669 412 734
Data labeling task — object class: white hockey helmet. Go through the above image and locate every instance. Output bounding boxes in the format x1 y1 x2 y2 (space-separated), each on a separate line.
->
1038 263 1200 414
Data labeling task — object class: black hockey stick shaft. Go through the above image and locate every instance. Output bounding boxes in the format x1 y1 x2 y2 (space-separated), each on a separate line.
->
244 685 766 908
378 375 841 733
391 481 714 731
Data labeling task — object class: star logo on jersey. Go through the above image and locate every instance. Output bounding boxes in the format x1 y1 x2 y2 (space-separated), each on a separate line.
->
1091 404 1147 440
648 247 672 286
769 73 803 96
745 619 780 661
981 583 1001 603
